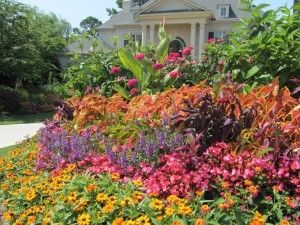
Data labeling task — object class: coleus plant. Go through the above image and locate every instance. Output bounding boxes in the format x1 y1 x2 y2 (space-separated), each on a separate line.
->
171 93 255 155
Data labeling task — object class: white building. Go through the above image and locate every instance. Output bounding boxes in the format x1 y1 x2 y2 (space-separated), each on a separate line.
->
98 0 249 58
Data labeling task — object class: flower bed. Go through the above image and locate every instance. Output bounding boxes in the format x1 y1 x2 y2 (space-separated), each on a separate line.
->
1 79 299 225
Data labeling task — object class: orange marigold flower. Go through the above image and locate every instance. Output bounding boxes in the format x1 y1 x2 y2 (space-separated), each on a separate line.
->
112 218 125 225
200 205 211 214
172 221 183 225
250 211 266 225
86 184 97 192
195 218 206 225
2 212 13 221
280 219 290 225
27 215 36 224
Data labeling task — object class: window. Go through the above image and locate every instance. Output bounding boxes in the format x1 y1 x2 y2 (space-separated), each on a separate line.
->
208 32 215 40
124 34 142 46
218 4 230 18
221 7 227 17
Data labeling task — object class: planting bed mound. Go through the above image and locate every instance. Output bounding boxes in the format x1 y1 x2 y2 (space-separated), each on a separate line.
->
0 80 299 225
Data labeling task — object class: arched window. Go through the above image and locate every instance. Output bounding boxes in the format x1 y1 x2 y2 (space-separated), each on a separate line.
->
169 37 186 53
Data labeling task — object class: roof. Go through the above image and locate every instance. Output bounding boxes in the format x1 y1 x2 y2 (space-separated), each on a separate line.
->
100 10 138 29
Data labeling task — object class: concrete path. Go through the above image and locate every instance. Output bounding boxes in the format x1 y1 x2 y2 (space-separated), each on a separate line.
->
0 123 44 148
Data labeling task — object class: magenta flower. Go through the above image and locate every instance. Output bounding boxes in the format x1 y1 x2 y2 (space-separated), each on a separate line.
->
169 69 182 78
182 46 193 56
135 53 145 61
130 88 139 96
208 38 215 44
153 63 164 71
166 52 180 63
127 78 138 89
110 66 121 75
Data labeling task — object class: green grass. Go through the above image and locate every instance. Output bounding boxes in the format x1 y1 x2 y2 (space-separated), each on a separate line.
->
0 145 18 158
0 111 53 125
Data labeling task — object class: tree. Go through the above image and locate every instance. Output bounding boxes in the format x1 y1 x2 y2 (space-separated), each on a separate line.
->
0 0 70 89
79 16 102 36
106 8 118 17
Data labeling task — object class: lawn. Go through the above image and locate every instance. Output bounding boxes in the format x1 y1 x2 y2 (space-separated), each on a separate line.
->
0 145 18 158
0 112 53 125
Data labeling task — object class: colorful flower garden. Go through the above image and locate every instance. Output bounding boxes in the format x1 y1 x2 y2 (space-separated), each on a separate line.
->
1 3 300 225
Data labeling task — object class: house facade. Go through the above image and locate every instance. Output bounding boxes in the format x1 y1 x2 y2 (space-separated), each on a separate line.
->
99 0 249 58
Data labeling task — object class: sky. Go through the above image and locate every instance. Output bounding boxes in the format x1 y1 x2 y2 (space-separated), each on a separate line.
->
16 0 294 28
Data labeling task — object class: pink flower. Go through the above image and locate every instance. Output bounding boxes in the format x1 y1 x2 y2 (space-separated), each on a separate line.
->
166 52 180 63
208 38 215 44
110 66 121 75
181 46 193 56
153 63 164 71
169 69 182 78
135 53 145 61
130 88 139 96
127 78 138 89
216 38 224 43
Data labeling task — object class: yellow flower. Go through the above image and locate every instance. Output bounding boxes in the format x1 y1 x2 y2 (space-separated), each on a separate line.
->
178 205 193 215
77 213 91 225
172 221 183 225
165 206 175 216
74 198 89 212
27 215 36 224
111 173 121 181
96 192 108 202
112 218 125 225
250 211 266 225
120 197 134 207
2 211 13 221
67 192 78 202
136 215 150 224
280 219 290 225
13 221 24 225
195 190 205 197
200 205 211 214
156 216 164 221
132 192 144 203
103 203 114 214
133 179 143 187
25 189 37 201
195 218 206 225
150 199 164 211
125 220 138 225
167 195 179 204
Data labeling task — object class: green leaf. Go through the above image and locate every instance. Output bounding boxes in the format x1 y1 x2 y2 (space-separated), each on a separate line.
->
118 48 143 82
246 65 260 78
113 84 130 100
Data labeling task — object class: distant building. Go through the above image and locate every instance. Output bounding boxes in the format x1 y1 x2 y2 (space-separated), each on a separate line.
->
98 0 250 58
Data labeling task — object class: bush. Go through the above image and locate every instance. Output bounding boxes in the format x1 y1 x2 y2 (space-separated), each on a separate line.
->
0 86 21 114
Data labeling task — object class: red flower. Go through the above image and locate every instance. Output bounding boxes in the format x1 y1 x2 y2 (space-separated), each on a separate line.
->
130 88 139 96
181 46 193 56
169 69 182 78
135 53 145 61
127 79 138 89
110 66 121 75
153 63 164 71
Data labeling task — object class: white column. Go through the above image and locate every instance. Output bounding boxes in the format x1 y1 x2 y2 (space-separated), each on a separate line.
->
198 22 206 60
142 25 147 46
150 24 155 44
190 22 197 57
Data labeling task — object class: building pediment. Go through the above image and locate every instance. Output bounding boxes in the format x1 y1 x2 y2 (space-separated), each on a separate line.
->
138 0 209 14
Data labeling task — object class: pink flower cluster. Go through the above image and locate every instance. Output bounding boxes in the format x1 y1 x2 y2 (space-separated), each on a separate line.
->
110 66 121 75
135 53 145 61
127 78 138 89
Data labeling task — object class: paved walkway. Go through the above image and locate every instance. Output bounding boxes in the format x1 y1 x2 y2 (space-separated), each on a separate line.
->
0 123 43 148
